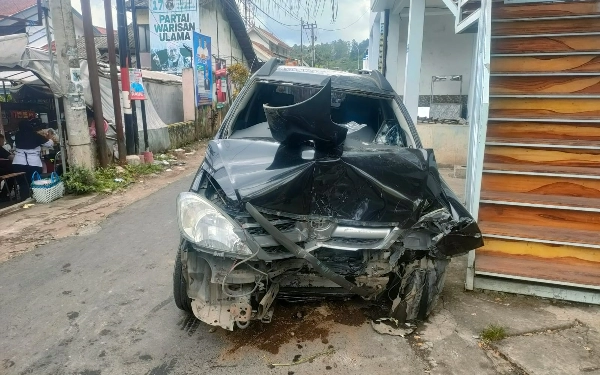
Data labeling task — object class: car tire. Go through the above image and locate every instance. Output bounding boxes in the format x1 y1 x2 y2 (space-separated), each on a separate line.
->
173 244 193 313
396 256 449 322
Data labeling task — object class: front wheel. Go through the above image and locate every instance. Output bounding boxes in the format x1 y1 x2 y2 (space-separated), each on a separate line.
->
173 243 193 313
392 256 449 322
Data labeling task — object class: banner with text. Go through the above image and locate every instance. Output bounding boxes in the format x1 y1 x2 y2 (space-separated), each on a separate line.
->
193 32 212 106
150 0 198 75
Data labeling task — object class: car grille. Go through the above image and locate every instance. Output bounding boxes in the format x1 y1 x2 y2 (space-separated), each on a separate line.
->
245 221 296 236
329 237 380 246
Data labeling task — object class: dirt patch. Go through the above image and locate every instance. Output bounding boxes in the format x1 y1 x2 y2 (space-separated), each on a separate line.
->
223 299 391 355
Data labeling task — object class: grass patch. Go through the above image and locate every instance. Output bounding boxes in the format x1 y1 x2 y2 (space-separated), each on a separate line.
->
480 324 507 342
63 163 164 195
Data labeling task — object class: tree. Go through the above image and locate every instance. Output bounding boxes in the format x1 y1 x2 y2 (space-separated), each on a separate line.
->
289 38 369 72
227 63 250 98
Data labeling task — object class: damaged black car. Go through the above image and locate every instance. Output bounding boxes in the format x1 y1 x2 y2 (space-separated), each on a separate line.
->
173 60 483 330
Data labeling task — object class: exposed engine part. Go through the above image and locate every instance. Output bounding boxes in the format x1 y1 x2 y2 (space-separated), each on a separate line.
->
246 202 379 299
229 301 252 322
257 283 279 320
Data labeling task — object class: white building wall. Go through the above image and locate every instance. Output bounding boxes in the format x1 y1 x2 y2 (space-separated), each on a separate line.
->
385 13 475 96
199 1 246 68
385 13 401 93
367 11 381 71
0 7 86 49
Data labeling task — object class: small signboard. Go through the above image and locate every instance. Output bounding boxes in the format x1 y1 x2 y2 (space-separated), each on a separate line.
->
129 69 146 100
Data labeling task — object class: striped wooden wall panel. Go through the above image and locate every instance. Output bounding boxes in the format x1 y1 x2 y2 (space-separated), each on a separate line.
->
476 249 600 287
492 2 600 19
481 173 600 199
489 98 600 119
490 76 600 95
493 19 600 36
477 0 600 289
491 56 600 74
492 35 600 54
487 121 600 142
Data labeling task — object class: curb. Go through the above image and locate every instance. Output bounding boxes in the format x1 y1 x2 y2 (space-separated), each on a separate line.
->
0 198 35 217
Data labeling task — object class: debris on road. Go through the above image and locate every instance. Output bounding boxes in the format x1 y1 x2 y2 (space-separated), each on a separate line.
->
370 318 416 337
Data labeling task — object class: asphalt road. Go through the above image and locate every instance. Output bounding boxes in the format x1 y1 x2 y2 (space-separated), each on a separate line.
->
0 176 427 375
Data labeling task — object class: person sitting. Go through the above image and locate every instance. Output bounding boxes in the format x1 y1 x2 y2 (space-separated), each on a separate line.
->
0 133 15 201
11 120 54 201
0 134 12 160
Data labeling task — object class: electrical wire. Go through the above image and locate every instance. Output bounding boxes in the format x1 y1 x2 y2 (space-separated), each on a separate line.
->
220 226 268 298
249 0 301 28
265 0 302 21
221 249 262 298
318 9 368 31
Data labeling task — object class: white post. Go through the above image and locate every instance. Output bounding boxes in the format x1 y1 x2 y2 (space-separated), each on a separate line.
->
402 0 425 125
49 0 94 169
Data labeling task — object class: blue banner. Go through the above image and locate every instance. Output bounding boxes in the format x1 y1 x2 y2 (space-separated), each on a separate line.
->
193 32 212 106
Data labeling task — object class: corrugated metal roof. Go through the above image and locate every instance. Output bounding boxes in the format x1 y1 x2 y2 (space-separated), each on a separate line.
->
0 0 37 17
252 40 274 62
252 27 291 50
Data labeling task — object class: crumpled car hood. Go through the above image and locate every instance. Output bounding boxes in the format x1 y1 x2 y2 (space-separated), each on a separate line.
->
200 139 483 258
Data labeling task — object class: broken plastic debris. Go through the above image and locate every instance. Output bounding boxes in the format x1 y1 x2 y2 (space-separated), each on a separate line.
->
371 318 416 337
22 203 35 209
114 178 124 182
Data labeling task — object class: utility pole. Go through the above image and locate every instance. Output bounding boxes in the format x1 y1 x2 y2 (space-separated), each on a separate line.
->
131 5 149 151
49 0 94 169
241 0 255 28
302 22 317 67
81 0 109 167
116 0 135 155
43 7 67 172
300 18 303 66
104 0 126 164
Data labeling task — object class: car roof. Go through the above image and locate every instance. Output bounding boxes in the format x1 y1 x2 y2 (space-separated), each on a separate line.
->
255 59 395 97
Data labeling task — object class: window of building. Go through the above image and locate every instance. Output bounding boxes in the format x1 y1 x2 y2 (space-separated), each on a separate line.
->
138 25 150 53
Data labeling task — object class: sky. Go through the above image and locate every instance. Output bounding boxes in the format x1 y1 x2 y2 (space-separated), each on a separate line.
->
71 0 371 45
71 1 122 30
250 0 371 46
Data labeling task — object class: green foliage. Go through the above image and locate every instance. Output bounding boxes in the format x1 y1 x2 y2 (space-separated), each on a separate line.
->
62 167 98 195
0 93 13 102
480 325 507 342
227 63 250 97
63 163 164 195
290 38 369 72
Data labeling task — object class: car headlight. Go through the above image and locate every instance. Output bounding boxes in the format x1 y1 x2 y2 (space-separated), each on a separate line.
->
177 192 251 256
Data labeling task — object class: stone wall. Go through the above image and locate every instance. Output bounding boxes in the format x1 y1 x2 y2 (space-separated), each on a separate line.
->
166 104 232 149
167 121 198 149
